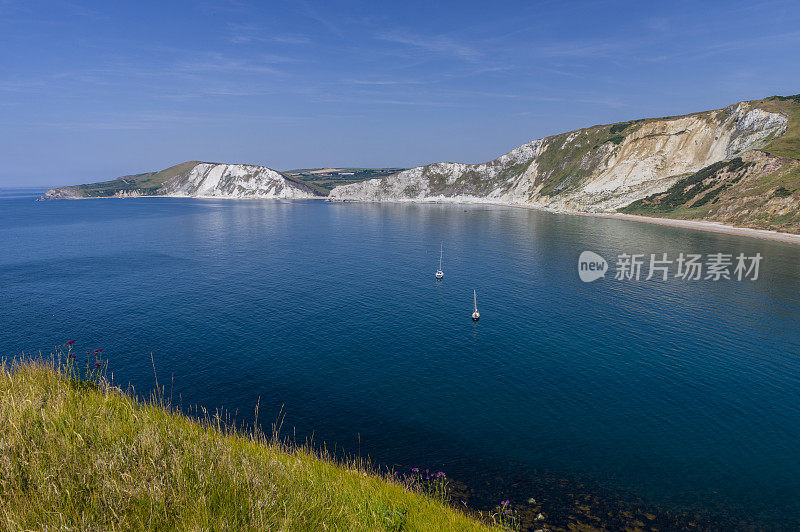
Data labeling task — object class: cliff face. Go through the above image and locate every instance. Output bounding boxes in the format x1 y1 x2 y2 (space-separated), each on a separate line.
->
328 98 796 217
158 163 319 199
43 95 800 233
621 150 800 233
46 162 322 200
43 186 85 199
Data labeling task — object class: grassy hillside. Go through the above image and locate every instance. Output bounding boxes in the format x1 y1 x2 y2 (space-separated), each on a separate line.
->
757 94 800 159
622 157 756 214
620 151 800 233
65 161 202 197
0 358 496 531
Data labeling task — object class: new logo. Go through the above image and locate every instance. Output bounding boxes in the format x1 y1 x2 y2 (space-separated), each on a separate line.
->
578 251 608 282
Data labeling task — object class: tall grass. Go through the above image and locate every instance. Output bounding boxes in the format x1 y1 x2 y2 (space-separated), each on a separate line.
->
0 350 497 531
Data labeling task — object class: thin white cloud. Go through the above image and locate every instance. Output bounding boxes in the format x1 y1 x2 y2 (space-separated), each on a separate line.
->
378 31 481 62
646 17 670 32
294 0 347 39
226 22 311 45
695 30 800 58
534 40 624 59
0 79 48 92
8 110 319 130
344 79 429 86
14 113 205 130
230 33 311 45
174 53 287 75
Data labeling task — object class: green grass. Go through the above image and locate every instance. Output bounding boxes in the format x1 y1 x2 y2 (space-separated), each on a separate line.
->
757 95 800 159
0 358 496 531
536 129 610 196
608 119 644 135
66 161 203 197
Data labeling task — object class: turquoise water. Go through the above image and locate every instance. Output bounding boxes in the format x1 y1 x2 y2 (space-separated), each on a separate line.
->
2 188 800 527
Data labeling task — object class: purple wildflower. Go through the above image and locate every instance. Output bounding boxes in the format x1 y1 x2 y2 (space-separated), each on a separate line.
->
411 468 418 473
94 362 101 367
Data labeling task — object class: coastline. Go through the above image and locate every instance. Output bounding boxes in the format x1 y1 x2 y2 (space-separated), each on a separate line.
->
43 193 800 245
586 211 800 245
328 197 800 245
42 194 329 201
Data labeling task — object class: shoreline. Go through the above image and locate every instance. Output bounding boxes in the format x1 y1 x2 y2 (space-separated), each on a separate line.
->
584 211 800 245
40 194 329 201
40 193 800 245
328 197 800 245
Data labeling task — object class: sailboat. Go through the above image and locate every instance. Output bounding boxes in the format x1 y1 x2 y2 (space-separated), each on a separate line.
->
472 290 480 321
435 244 444 279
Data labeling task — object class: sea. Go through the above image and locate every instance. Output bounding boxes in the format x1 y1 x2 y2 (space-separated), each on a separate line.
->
2 188 800 529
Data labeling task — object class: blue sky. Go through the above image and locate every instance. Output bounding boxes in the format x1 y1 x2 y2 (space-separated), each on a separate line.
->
1 0 799 187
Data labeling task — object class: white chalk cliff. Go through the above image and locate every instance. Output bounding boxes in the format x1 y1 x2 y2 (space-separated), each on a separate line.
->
46 162 320 200
328 101 789 212
159 163 318 199
43 95 799 235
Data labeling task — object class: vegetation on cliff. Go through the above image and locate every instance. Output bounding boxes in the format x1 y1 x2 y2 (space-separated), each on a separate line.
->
0 353 497 531
620 150 800 233
760 95 800 159
616 95 800 232
52 161 203 198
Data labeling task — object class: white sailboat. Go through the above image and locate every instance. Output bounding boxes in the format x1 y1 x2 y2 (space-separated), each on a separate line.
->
435 243 444 279
472 289 480 321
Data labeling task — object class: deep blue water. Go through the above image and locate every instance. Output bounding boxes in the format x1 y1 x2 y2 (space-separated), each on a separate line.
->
2 188 800 527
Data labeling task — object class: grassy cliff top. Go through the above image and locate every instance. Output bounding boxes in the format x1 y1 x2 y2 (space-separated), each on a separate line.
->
0 360 494 531
60 161 204 197
757 94 800 159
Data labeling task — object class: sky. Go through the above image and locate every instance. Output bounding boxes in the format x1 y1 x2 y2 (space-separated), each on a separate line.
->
1 0 799 187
